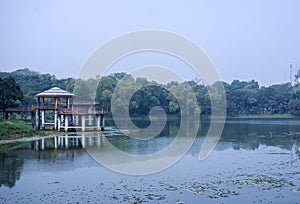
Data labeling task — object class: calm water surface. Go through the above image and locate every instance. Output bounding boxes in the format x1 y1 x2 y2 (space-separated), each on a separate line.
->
1 118 300 203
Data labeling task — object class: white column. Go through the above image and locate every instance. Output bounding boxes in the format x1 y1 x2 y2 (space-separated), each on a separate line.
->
65 115 69 132
54 110 58 130
81 115 86 132
97 115 101 131
57 117 61 131
75 115 79 126
89 114 92 126
67 98 71 109
41 110 45 130
35 110 39 130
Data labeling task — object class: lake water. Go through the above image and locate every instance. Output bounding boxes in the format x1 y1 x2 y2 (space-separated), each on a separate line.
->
1 118 300 203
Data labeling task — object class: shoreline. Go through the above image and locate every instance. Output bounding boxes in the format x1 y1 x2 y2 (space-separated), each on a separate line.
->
1 114 299 144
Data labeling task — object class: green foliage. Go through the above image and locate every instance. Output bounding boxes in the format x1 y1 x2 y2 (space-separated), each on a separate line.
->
288 99 300 115
0 75 23 116
73 78 95 101
2 68 300 117
0 68 73 107
95 76 116 110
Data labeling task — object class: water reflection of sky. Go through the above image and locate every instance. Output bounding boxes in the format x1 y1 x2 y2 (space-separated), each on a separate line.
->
1 119 300 203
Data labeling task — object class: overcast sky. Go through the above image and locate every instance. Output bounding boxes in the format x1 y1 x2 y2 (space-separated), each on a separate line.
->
1 0 300 86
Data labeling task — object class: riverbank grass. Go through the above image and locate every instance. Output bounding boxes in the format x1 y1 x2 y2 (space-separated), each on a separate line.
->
0 120 37 139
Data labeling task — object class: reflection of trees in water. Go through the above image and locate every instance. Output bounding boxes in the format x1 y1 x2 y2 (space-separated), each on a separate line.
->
0 152 24 188
218 121 300 151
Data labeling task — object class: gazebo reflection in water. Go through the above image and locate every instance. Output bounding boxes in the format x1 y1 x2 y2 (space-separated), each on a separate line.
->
30 133 108 161
31 133 106 151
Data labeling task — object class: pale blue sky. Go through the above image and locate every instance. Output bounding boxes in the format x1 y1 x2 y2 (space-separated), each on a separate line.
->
0 0 300 85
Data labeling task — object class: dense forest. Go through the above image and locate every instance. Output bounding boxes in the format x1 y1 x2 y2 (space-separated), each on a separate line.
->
1 68 300 117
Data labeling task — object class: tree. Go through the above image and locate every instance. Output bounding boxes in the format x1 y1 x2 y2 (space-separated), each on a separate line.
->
167 82 200 116
288 99 300 115
0 75 23 118
95 76 116 110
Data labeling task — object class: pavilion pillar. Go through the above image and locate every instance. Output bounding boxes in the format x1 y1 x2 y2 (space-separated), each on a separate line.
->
54 97 58 130
41 110 45 130
54 111 58 130
35 97 41 130
97 115 101 131
88 107 93 126
65 115 69 132
88 115 92 126
67 97 71 109
57 116 61 131
81 115 86 132
61 114 64 124
35 109 40 130
75 115 79 126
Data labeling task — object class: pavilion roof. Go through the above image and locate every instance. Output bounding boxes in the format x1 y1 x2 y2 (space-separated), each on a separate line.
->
35 87 74 98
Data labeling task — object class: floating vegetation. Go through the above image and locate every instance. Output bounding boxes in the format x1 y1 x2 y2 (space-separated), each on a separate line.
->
47 181 60 185
185 188 206 194
145 193 166 201
184 181 240 198
175 199 185 204
292 189 300 193
227 173 294 190
165 185 178 191
267 152 290 155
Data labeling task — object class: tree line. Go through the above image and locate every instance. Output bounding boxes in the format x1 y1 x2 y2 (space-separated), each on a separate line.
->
1 68 300 117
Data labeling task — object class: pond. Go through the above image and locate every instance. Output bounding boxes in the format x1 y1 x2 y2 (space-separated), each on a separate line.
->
0 118 300 203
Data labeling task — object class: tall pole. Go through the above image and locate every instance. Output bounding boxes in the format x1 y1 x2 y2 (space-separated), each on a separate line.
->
54 97 58 130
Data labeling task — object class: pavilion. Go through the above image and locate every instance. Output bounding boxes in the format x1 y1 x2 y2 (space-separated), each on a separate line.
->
34 87 106 132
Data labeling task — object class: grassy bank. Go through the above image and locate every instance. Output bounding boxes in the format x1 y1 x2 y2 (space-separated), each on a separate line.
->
0 120 37 140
